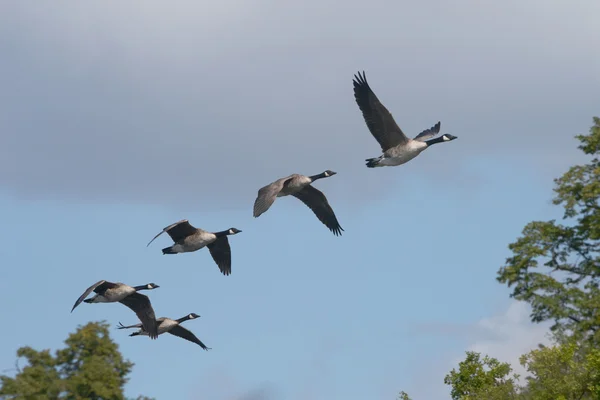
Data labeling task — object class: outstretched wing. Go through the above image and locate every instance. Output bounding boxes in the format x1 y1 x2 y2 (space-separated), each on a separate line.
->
352 71 408 151
253 176 293 218
292 185 344 236
119 293 159 339
117 321 143 330
70 280 115 312
413 121 441 142
168 325 211 350
146 219 197 247
207 237 232 276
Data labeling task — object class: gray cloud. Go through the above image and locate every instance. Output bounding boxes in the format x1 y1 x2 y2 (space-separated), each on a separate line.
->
1 0 598 210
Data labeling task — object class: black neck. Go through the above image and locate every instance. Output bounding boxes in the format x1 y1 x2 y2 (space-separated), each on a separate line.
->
424 136 446 146
308 172 327 182
176 315 192 324
214 229 231 238
133 284 150 291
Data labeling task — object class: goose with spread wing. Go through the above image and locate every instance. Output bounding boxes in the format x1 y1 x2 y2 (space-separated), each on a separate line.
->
352 71 457 168
118 312 211 350
70 280 160 339
253 170 343 236
147 220 242 276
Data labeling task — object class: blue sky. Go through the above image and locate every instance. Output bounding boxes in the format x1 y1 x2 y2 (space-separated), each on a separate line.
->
0 157 590 399
1 1 599 399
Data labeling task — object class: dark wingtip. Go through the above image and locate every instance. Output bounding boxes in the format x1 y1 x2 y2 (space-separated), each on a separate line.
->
220 266 232 276
331 226 344 236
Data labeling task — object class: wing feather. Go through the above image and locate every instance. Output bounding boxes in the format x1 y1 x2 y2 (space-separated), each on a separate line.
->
292 186 344 236
70 280 112 312
119 293 159 339
147 219 198 247
253 176 293 217
207 237 233 276
413 121 441 141
168 325 211 350
352 71 408 151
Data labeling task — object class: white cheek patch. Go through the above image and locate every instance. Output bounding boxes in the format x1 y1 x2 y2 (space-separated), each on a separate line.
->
229 229 234 234
443 135 451 141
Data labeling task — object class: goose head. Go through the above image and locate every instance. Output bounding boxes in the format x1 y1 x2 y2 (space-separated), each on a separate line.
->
146 283 160 289
442 134 457 141
227 228 242 235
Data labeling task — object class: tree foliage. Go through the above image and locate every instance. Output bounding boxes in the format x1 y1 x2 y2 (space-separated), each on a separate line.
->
397 391 413 400
444 339 600 400
443 352 519 400
0 321 152 400
519 338 600 400
497 117 600 340
441 117 600 400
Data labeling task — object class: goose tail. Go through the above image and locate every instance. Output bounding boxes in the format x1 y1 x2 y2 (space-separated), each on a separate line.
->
162 246 176 255
365 156 382 168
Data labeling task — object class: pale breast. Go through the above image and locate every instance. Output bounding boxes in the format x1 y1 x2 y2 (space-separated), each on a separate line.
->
280 175 311 195
183 230 216 250
104 285 135 301
158 318 178 334
383 140 428 164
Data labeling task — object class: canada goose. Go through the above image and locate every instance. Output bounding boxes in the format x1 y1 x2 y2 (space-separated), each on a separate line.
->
118 312 211 350
253 170 343 236
71 280 160 339
352 71 457 168
146 220 242 276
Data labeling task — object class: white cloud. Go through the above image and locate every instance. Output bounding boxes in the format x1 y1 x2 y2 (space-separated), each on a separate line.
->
408 301 552 399
465 301 552 379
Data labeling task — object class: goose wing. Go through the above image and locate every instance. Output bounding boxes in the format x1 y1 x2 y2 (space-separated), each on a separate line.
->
146 219 198 247
253 175 294 217
117 321 143 330
292 185 344 236
353 71 408 152
207 237 232 276
70 280 116 312
413 121 441 142
168 325 211 350
118 293 159 339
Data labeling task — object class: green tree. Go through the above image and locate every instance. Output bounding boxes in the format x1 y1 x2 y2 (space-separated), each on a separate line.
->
497 117 600 340
445 339 600 400
0 321 152 400
397 390 413 400
443 351 519 400
519 338 600 400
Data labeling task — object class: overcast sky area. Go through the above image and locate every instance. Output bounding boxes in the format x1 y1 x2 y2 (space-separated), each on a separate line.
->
1 0 599 399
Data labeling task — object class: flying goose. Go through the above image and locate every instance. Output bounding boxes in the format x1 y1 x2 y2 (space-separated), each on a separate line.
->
71 280 160 339
253 170 343 236
146 220 242 276
352 71 457 168
118 312 211 350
